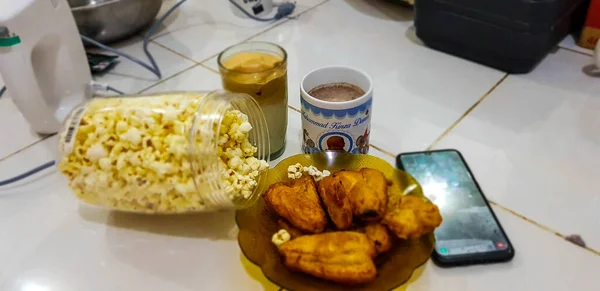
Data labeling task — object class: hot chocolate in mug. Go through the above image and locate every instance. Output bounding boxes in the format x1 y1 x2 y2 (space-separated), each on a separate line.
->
300 66 373 154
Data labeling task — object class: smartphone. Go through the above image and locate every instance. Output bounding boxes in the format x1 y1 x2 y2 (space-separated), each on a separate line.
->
397 149 514 266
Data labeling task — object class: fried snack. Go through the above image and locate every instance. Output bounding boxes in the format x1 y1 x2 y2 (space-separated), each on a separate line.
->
383 195 443 239
355 168 389 221
264 176 328 233
278 232 377 285
318 168 388 229
360 223 393 256
318 173 354 230
278 219 305 239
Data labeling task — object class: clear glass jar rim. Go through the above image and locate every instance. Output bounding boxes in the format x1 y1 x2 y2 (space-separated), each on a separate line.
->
217 41 288 75
189 90 271 209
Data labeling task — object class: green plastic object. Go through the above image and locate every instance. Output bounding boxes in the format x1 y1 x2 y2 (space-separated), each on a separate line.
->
0 36 21 47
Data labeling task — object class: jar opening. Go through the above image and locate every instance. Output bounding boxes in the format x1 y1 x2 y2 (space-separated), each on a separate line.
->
189 91 270 209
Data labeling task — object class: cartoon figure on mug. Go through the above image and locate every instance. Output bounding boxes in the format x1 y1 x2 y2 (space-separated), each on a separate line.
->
303 129 319 154
356 127 370 154
326 136 346 151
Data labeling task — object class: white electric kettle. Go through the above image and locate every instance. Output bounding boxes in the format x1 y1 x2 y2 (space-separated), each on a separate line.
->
0 0 92 134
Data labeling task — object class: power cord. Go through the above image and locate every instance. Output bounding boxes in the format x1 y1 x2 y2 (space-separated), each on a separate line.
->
0 0 294 187
0 161 55 187
81 0 190 80
0 0 294 99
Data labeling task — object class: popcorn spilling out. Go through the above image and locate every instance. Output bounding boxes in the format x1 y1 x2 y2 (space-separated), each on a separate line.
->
287 163 330 181
272 229 291 247
58 93 269 213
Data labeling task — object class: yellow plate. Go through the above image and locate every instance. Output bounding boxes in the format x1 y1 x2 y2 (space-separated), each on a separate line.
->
236 152 434 291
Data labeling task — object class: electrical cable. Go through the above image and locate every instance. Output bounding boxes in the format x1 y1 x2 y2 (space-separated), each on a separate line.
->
106 85 125 95
81 34 162 79
228 0 296 21
80 0 189 80
0 161 55 187
0 0 294 187
82 0 291 91
0 1 190 187
1 0 290 99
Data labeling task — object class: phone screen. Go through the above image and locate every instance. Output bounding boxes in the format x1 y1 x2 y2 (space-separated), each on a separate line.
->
399 150 510 258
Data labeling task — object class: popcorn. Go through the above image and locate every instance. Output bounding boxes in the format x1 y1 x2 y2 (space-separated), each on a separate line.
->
287 163 304 179
98 158 111 171
120 127 142 145
287 163 330 181
304 165 330 181
58 93 269 213
86 143 107 161
271 229 291 247
239 121 252 133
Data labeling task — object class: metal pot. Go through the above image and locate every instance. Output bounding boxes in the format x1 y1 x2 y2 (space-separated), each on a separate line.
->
69 0 163 44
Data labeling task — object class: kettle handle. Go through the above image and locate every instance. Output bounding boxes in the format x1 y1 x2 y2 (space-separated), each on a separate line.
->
3 52 61 134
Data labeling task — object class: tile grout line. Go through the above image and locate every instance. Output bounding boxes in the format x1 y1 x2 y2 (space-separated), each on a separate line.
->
149 40 202 64
141 0 331 90
426 73 509 151
8 1 590 260
418 71 600 255
150 12 296 64
233 74 598 255
0 134 56 163
559 46 594 57
137 63 201 94
490 201 600 256
289 104 397 158
191 19 293 66
140 3 597 256
291 105 600 257
237 0 331 41
195 0 332 67
288 105 300 113
369 144 396 157
138 66 598 257
289 78 600 256
145 7 298 66
199 63 219 74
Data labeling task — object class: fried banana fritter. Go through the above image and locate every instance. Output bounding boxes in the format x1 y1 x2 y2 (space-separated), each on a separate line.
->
355 168 389 221
279 232 377 285
264 176 328 233
318 173 354 230
382 195 443 239
361 223 393 255
318 168 388 230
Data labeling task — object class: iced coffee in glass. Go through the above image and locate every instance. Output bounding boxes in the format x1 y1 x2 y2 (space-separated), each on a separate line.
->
218 42 288 160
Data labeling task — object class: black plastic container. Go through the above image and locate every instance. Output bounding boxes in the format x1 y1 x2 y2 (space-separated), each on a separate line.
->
415 0 589 73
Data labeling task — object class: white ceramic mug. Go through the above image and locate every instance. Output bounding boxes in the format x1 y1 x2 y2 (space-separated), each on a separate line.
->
300 67 373 155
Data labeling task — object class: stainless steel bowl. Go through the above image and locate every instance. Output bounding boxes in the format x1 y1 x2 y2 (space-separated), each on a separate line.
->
69 0 163 44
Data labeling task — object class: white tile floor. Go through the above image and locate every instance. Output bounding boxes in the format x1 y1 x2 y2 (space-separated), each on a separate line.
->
1 1 599 290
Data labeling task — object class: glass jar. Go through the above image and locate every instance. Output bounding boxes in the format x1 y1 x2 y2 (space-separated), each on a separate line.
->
218 42 288 160
57 91 270 213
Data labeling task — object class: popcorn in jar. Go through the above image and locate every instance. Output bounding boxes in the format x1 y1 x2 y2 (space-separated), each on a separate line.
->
57 91 270 213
